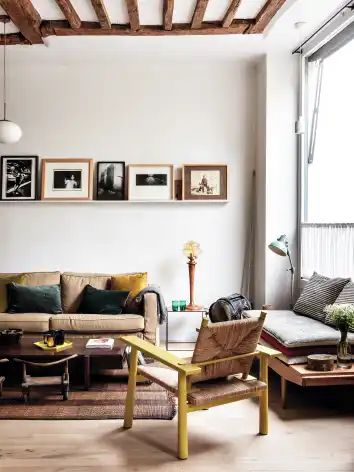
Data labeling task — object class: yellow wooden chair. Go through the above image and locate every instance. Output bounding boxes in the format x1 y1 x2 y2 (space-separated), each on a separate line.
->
121 311 280 460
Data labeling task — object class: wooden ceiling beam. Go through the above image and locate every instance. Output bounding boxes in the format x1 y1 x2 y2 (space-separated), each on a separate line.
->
0 33 30 45
55 0 81 30
191 0 209 29
41 20 251 37
222 0 242 28
163 0 174 31
125 0 140 32
91 0 111 29
247 0 286 34
0 0 43 44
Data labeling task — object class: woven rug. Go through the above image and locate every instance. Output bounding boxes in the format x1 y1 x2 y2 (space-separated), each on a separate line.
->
0 381 176 420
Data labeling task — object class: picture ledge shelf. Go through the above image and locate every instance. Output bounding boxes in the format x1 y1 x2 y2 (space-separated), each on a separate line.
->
0 200 229 204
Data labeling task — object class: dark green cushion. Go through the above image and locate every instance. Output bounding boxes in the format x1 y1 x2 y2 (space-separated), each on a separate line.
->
7 283 63 314
79 285 129 315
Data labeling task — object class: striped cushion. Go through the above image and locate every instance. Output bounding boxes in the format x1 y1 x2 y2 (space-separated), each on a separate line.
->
294 272 350 323
326 281 354 331
335 281 354 304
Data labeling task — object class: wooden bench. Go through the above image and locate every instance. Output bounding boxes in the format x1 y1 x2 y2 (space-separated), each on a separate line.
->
268 355 354 408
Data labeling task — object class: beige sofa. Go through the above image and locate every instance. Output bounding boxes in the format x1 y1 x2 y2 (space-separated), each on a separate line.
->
0 271 159 345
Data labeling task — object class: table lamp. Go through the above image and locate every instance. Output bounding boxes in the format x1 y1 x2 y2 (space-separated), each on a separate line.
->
183 240 202 311
268 234 295 308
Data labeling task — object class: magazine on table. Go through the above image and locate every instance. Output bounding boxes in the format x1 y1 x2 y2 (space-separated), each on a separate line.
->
86 338 115 349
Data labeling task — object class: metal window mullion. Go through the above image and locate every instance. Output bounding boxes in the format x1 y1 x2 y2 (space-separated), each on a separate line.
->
308 60 324 164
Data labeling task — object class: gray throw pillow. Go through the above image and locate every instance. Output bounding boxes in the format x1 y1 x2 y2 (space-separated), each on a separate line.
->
293 272 350 323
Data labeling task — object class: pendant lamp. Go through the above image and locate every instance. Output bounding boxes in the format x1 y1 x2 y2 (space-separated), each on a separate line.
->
0 17 22 144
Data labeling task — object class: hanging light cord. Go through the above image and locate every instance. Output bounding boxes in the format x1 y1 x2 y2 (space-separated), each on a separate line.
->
3 20 6 121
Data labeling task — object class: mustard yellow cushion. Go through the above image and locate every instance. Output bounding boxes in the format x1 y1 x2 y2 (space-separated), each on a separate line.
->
111 273 148 300
0 274 24 312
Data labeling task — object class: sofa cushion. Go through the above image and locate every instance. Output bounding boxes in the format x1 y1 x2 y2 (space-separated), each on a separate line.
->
0 313 51 332
293 272 350 323
61 273 111 313
243 310 354 347
111 272 148 300
78 285 129 315
50 313 144 332
0 273 23 312
7 283 63 315
21 271 61 286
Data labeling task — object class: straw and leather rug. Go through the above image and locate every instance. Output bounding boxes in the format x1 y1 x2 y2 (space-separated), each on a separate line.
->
0 381 176 420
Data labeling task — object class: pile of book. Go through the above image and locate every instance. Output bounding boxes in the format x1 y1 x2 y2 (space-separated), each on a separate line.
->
85 338 114 349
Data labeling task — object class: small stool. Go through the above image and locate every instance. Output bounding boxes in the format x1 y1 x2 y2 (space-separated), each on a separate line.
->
14 355 78 403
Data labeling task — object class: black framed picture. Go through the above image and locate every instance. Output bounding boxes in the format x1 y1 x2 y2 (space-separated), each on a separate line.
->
96 161 125 201
1 156 38 200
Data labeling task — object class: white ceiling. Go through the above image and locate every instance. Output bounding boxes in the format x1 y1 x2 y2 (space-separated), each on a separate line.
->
1 0 350 62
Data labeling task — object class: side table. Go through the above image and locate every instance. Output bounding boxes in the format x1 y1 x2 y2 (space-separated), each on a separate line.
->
165 307 208 351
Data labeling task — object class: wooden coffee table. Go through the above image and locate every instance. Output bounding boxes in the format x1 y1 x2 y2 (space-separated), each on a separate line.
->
269 356 354 408
0 337 125 390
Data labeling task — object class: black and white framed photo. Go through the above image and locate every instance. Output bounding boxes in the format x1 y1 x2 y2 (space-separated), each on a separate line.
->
96 161 125 200
182 164 228 200
41 158 93 200
128 164 174 201
1 156 38 200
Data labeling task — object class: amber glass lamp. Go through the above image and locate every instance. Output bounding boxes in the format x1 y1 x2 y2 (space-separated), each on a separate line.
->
183 241 202 311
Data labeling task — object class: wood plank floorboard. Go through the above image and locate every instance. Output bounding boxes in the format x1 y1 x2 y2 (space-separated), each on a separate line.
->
0 349 353 471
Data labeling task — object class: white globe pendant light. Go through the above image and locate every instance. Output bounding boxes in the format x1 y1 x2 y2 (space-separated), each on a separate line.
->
0 18 22 144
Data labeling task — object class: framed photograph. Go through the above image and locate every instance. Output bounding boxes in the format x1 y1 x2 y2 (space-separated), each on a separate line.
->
182 164 228 200
1 156 38 200
128 164 174 201
96 161 125 200
41 158 93 201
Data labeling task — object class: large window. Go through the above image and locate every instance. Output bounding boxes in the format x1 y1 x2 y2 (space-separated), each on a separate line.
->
301 26 354 279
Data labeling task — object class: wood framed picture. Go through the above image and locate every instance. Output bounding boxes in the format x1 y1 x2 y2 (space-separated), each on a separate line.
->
1 156 38 201
41 158 93 201
96 161 125 201
182 164 228 200
128 164 174 201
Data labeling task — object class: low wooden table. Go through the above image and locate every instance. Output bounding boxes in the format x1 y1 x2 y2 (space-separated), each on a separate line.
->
0 337 125 390
269 356 354 408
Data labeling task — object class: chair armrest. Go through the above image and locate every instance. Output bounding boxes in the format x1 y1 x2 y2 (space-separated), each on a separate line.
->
143 293 159 345
0 358 9 363
256 344 281 357
121 335 201 376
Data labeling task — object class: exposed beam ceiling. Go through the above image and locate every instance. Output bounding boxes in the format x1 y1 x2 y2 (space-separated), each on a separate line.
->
0 0 43 44
41 20 251 37
0 0 289 45
125 0 140 32
248 0 287 34
54 0 81 30
0 32 29 45
191 0 209 30
91 0 111 29
222 0 242 28
163 0 174 32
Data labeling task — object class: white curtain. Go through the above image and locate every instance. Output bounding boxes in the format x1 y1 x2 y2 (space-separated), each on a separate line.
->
301 224 354 279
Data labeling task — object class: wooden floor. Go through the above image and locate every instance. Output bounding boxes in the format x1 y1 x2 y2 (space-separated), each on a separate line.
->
0 350 353 471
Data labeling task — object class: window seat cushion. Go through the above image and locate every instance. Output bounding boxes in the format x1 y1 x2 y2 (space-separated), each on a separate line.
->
243 310 354 348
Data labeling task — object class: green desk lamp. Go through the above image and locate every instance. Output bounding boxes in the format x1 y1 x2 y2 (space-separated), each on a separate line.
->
268 235 295 308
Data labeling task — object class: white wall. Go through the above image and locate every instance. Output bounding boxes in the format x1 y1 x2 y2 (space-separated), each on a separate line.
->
254 53 298 309
0 57 257 311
